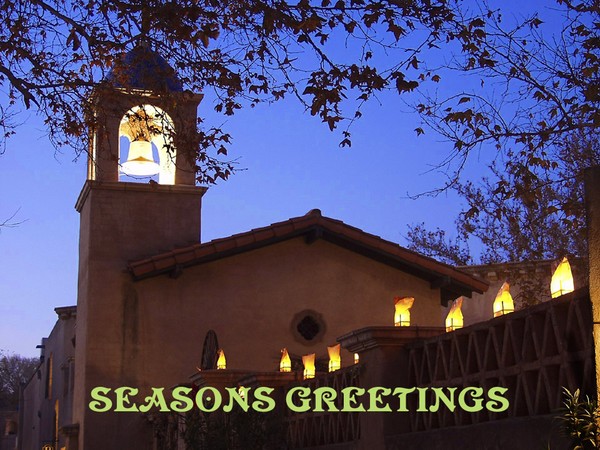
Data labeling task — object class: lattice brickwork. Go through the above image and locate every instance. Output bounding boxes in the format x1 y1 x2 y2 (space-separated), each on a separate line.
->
285 365 361 448
405 292 594 432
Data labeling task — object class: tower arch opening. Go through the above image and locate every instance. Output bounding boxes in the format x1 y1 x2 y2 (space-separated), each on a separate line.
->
118 104 177 185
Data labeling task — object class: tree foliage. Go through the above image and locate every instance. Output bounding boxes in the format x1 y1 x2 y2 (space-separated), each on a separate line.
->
1 0 597 247
0 0 487 183
407 1 599 265
407 130 598 265
0 350 39 410
417 0 599 182
560 388 598 450
149 406 285 450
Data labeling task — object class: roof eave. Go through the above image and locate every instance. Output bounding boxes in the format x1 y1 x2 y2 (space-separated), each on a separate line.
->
128 217 488 302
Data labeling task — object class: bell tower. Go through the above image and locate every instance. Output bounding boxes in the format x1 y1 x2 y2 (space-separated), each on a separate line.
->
87 42 201 186
72 44 207 450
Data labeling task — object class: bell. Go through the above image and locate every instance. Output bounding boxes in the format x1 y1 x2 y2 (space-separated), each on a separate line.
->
121 139 160 176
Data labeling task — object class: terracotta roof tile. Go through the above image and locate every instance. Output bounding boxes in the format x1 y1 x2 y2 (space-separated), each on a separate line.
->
272 222 294 233
173 249 196 265
193 245 212 259
131 260 156 278
152 255 176 271
252 228 277 241
234 234 257 247
128 210 489 296
213 238 237 253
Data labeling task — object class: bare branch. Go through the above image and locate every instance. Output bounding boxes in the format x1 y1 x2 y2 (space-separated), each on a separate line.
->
0 208 27 229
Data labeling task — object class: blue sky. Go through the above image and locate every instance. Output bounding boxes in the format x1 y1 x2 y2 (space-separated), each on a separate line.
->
1 90 472 357
0 0 560 357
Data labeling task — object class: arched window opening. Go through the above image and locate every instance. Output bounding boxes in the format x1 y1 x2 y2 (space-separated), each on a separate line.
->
118 104 176 185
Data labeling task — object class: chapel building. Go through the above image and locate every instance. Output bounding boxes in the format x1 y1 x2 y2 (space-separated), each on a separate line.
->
20 44 590 450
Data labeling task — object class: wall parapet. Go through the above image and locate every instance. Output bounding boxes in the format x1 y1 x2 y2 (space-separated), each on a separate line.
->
403 288 594 432
285 365 361 449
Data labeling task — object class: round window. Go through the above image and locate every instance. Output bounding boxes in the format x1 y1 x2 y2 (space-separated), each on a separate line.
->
291 310 326 345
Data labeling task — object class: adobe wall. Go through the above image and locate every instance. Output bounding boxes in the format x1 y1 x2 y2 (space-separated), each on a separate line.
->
73 181 205 450
133 236 444 380
19 365 42 450
384 415 570 450
73 179 452 449
19 308 75 450
460 259 587 325
0 412 18 450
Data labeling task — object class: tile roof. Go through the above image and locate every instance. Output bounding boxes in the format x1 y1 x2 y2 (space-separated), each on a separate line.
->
128 209 488 302
105 43 183 92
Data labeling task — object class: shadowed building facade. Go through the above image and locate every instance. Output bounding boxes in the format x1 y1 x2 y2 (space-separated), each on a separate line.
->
18 45 489 450
25 44 596 450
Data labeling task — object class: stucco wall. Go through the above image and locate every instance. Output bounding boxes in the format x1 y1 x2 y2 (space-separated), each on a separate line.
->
19 310 75 450
131 236 444 384
73 182 453 449
73 181 205 450
72 181 480 449
460 259 587 326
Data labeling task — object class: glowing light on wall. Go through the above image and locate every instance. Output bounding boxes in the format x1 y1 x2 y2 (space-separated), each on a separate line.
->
354 353 359 364
328 344 341 372
445 297 464 332
394 296 414 327
551 257 575 298
493 282 515 317
302 353 315 380
216 349 226 370
280 348 292 373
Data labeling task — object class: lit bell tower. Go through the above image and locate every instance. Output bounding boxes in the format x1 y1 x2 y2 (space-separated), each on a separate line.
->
87 42 201 186
78 42 207 256
73 43 207 450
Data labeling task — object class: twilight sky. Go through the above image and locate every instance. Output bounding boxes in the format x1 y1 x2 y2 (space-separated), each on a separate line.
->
0 0 559 357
